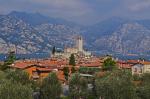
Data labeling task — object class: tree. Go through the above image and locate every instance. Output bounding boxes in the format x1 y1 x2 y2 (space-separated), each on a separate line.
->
52 46 56 55
5 69 31 85
136 73 150 99
95 70 137 99
71 66 76 74
63 66 69 81
0 71 5 79
69 73 88 99
102 57 116 71
0 80 33 99
40 72 62 99
79 67 100 74
69 54 75 66
0 52 16 71
0 67 33 99
69 54 76 74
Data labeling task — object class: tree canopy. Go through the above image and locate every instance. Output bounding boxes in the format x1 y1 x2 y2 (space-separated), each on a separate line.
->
52 46 56 55
69 73 88 99
5 69 31 85
63 66 69 81
0 80 33 99
69 54 76 66
0 52 16 71
0 69 33 99
102 57 116 71
40 72 62 99
95 70 137 99
136 73 150 99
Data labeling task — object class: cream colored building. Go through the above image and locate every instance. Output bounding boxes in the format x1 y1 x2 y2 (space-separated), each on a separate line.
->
132 62 150 75
76 36 83 52
52 36 92 58
143 62 150 73
64 48 78 54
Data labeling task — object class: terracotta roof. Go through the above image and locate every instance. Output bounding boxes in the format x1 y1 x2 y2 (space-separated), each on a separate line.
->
117 60 133 69
36 68 52 72
57 71 65 81
12 59 68 69
79 62 101 67
127 60 139 64
140 61 150 65
12 62 30 69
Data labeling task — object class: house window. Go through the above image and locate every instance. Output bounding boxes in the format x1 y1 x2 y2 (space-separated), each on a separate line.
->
134 68 137 72
139 69 142 73
32 71 39 79
32 71 38 76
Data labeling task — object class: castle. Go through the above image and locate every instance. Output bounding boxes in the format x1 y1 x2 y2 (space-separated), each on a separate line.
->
53 36 91 58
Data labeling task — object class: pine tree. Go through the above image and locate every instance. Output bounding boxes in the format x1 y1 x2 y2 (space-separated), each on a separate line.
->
52 46 56 55
63 66 69 81
0 52 16 71
69 54 75 66
69 54 76 74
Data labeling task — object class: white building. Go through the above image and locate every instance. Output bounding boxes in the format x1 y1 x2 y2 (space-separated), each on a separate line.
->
132 62 150 75
53 36 92 58
64 48 78 54
76 36 83 52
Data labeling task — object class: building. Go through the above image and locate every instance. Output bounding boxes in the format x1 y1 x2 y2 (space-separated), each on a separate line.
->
117 60 134 69
11 59 67 81
132 61 150 75
53 36 91 58
76 36 83 52
132 64 143 75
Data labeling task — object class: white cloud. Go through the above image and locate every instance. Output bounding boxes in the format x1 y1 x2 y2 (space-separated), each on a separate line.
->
1 0 150 25
129 0 150 12
29 0 93 17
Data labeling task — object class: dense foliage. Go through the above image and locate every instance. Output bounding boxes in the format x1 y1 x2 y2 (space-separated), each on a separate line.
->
40 72 62 99
79 67 100 74
0 80 33 99
0 52 16 71
0 55 150 99
52 46 56 55
136 73 150 99
69 54 76 66
63 66 69 81
0 70 33 99
96 70 137 99
69 73 89 99
102 57 116 71
5 69 31 85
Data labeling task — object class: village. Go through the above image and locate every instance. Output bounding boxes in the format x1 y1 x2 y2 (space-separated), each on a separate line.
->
4 36 150 83
0 36 150 99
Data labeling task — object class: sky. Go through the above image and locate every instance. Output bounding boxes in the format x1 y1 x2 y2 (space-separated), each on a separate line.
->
0 0 150 25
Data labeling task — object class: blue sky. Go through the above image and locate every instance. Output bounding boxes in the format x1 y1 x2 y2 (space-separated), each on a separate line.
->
0 0 150 25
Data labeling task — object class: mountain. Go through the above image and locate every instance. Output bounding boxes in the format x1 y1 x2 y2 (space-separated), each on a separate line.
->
1 11 150 55
9 11 81 27
137 19 150 30
0 11 82 54
86 17 128 35
83 17 128 44
85 20 150 54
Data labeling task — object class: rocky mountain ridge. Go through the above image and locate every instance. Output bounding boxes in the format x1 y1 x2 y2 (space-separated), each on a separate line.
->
1 11 150 55
0 12 81 54
90 22 150 54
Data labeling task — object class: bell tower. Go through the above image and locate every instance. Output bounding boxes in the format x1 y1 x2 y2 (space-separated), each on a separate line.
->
76 36 83 52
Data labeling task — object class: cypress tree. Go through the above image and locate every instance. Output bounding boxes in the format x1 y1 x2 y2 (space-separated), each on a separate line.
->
52 46 56 55
69 54 75 66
